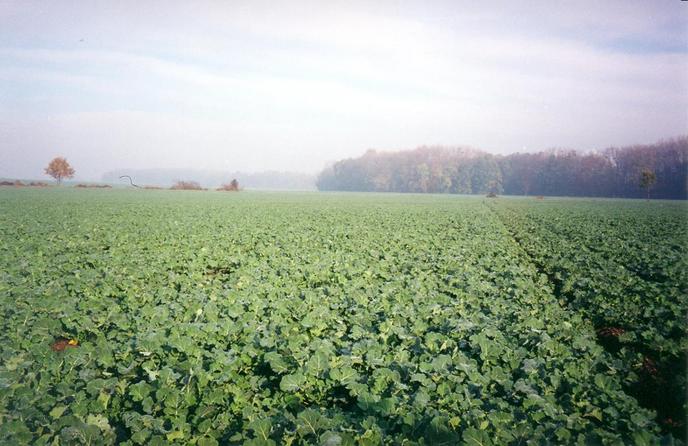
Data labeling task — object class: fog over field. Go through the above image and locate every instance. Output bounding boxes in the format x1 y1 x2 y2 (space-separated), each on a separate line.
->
0 1 686 181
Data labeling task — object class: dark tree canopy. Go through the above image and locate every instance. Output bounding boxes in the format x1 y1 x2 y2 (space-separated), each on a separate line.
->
316 137 688 199
639 169 657 199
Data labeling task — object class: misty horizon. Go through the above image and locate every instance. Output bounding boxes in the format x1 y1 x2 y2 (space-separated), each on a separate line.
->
3 136 686 184
1 1 687 181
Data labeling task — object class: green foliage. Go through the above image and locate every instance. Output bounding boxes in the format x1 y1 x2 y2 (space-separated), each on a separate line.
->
0 189 683 445
491 198 687 441
639 169 657 198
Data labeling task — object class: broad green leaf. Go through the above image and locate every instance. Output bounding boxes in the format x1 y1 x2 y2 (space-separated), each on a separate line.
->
49 406 67 419
463 427 493 446
248 419 272 441
166 430 185 441
279 373 305 392
296 409 327 437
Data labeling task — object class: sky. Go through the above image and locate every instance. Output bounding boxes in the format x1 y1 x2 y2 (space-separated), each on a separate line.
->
0 0 687 180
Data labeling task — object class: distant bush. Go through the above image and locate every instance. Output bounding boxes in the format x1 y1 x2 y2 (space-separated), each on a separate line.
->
75 184 112 188
1 180 53 187
171 180 205 190
217 179 240 192
486 192 497 198
0 180 26 186
143 185 164 190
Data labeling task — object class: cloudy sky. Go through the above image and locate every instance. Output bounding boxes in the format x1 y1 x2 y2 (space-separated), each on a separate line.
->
1 0 686 180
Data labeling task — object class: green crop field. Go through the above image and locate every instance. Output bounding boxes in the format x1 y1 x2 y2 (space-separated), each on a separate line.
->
0 188 686 445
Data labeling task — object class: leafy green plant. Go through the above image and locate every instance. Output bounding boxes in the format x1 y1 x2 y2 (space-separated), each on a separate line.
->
0 188 682 444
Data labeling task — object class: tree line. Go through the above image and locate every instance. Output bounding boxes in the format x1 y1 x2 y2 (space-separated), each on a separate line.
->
316 137 687 199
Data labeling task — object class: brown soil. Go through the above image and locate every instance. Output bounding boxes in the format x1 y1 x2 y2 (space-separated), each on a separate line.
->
50 338 79 351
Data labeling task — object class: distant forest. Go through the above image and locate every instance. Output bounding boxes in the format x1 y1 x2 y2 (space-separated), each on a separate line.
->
316 137 688 199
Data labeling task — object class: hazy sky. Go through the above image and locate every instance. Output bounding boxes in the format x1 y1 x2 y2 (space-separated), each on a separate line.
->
1 0 687 180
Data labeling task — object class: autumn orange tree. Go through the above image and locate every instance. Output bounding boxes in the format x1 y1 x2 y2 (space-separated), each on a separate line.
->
44 157 75 184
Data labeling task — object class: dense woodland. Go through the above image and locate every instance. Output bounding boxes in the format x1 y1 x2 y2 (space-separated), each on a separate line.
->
316 137 688 199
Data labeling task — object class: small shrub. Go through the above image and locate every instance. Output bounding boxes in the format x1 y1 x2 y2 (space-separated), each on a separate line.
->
75 184 112 188
1 180 28 186
217 179 240 192
171 180 205 190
